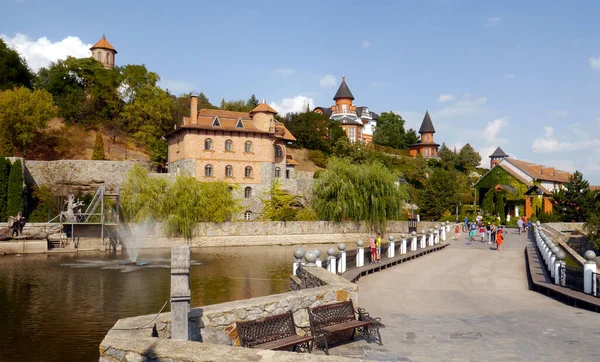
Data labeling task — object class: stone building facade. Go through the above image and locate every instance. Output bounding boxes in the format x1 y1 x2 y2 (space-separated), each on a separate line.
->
90 35 117 69
408 111 439 158
314 76 378 144
167 95 300 220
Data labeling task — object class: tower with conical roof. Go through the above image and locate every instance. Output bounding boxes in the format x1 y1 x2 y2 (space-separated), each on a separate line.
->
408 111 439 158
90 35 117 69
489 146 509 168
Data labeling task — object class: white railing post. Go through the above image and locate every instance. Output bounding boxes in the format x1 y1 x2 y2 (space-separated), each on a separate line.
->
337 244 346 274
388 235 395 258
171 246 191 341
434 226 440 244
327 248 337 274
549 246 557 278
584 250 597 295
315 249 322 268
401 233 407 254
554 250 563 285
441 224 446 241
420 232 426 249
411 231 418 251
356 240 364 267
293 248 305 276
428 228 434 247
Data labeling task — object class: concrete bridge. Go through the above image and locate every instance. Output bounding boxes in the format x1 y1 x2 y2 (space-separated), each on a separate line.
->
329 231 600 361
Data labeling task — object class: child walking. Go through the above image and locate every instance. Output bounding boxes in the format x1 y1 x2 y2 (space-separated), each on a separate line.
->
369 236 376 264
454 224 460 240
496 227 504 252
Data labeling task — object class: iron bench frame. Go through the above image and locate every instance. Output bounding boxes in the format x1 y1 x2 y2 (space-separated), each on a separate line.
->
307 300 383 355
236 311 313 353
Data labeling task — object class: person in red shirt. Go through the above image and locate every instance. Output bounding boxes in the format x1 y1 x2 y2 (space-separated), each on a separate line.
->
496 227 504 252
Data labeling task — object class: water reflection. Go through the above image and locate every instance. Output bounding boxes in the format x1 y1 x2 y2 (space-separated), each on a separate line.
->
0 244 330 362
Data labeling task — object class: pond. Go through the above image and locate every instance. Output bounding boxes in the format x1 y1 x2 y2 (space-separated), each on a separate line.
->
0 244 326 362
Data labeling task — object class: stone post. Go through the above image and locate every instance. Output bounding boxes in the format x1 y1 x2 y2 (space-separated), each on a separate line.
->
549 246 558 278
356 240 364 267
420 232 426 249
337 244 346 274
293 248 305 276
305 250 317 267
434 226 440 244
446 221 451 233
553 248 562 285
583 250 597 295
314 249 322 268
441 224 446 241
388 235 395 258
327 248 337 274
411 231 418 251
428 228 434 247
401 233 407 255
170 246 191 341
556 250 566 287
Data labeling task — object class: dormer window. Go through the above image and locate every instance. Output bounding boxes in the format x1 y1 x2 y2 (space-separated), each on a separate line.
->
236 118 244 128
212 116 221 127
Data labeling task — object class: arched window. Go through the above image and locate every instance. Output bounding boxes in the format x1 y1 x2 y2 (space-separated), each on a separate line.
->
204 164 213 177
274 167 281 178
245 166 253 178
245 141 253 153
274 145 282 157
204 138 213 150
97 51 102 62
225 139 233 151
106 53 110 64
225 165 233 177
244 210 252 221
244 187 252 198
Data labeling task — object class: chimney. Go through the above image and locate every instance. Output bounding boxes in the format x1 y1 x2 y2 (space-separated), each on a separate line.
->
190 92 198 124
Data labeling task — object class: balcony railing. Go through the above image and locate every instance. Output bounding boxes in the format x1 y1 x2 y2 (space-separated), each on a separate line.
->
331 109 357 116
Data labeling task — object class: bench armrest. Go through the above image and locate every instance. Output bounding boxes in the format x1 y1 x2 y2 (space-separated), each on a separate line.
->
357 307 385 328
294 324 312 335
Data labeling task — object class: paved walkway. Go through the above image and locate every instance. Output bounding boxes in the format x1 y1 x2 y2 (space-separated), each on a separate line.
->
324 230 600 361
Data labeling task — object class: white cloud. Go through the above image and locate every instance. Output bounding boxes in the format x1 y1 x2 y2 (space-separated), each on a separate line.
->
319 74 337 88
547 109 568 117
588 56 600 70
532 136 600 153
270 95 314 115
362 40 370 48
437 94 487 117
275 68 295 77
438 94 455 103
483 118 509 143
1 33 92 71
371 81 388 87
544 126 554 138
486 16 502 26
157 79 195 95
503 74 515 79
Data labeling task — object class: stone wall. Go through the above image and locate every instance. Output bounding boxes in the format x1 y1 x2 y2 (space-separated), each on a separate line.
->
100 265 358 361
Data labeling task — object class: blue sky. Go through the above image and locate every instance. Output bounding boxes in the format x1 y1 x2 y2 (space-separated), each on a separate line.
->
2 0 600 183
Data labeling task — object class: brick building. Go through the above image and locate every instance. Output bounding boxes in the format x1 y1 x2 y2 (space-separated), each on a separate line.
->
313 76 378 143
408 111 439 158
90 35 117 69
167 94 298 220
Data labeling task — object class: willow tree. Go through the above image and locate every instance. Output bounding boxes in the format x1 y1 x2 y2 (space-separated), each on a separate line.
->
120 164 168 223
312 158 407 232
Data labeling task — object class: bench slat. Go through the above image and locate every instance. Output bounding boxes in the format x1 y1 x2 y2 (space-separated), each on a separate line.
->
319 320 371 334
255 335 313 350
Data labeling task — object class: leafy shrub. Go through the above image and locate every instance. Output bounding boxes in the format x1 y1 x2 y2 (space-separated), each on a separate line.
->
307 149 327 168
7 159 23 217
92 132 105 160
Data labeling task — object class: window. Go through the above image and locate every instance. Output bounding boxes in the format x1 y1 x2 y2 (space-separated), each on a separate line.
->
245 141 253 153
225 165 233 177
342 104 347 112
348 127 356 142
424 148 430 157
244 187 252 198
236 118 244 128
212 116 221 127
274 145 282 157
244 211 252 221
225 139 233 151
286 169 290 179
204 164 213 177
204 138 213 150
358 127 363 140
245 166 253 178
106 53 110 64
275 167 281 178
97 51 102 62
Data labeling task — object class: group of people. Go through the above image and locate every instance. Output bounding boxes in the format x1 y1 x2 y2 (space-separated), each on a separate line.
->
458 217 504 252
369 232 382 264
516 216 531 235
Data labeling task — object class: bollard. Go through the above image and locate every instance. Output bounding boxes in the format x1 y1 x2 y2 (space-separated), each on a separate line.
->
434 226 440 244
584 250 597 295
549 246 559 278
388 235 395 258
337 243 347 274
428 228 434 247
411 231 418 251
356 240 364 267
293 248 305 276
314 249 322 268
441 224 446 241
171 246 191 341
420 232 426 249
553 248 562 285
401 233 407 255
327 248 337 274
446 221 451 233
305 250 317 267
556 250 566 287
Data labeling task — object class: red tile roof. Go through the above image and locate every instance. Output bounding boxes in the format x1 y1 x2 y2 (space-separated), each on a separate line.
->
90 36 117 53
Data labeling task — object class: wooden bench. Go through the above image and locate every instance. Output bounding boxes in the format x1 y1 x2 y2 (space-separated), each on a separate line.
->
307 300 383 355
236 311 313 352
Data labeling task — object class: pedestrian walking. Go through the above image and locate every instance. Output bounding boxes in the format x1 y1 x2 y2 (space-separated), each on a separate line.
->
496 227 504 252
464 216 469 232
454 224 460 240
516 218 523 235
491 223 497 243
479 223 485 242
486 222 491 243
375 232 382 263
369 236 376 264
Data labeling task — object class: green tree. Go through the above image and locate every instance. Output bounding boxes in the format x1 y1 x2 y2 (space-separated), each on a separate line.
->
481 189 495 214
373 111 409 149
438 143 456 169
0 39 34 90
456 143 482 172
121 164 168 223
220 98 251 112
0 87 57 156
282 110 345 153
92 132 106 160
495 191 505 217
261 180 302 221
553 171 593 222
404 128 419 146
0 157 11 221
419 168 459 220
247 94 260 109
312 158 407 231
6 159 23 217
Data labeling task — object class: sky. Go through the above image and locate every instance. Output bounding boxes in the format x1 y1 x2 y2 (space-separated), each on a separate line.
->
1 0 600 183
